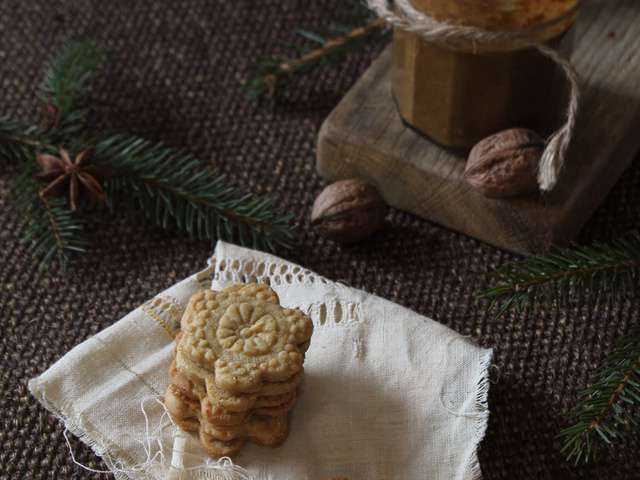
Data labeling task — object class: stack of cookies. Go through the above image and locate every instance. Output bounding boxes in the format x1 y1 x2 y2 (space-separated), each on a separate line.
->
165 283 313 457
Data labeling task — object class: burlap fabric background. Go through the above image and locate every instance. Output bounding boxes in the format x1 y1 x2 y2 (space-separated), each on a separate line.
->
0 1 638 479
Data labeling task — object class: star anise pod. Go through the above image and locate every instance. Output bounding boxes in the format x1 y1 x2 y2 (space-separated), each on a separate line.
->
36 148 107 211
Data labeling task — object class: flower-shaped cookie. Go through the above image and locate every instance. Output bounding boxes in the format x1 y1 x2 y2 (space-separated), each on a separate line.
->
217 302 278 356
177 283 313 394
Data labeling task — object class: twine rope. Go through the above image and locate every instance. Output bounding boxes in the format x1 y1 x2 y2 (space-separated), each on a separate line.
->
367 0 580 192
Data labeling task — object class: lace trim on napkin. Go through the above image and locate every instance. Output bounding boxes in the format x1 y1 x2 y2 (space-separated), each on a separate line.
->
213 256 363 326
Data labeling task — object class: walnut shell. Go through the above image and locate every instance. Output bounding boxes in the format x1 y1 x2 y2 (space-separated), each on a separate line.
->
311 179 388 243
464 128 545 198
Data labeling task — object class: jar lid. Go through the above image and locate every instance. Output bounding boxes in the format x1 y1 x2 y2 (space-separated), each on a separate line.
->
412 0 580 32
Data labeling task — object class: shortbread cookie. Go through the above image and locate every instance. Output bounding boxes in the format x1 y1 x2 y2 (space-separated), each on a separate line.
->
247 415 289 446
201 420 247 441
253 393 297 417
176 347 303 412
206 371 300 413
222 283 280 305
259 369 304 397
169 359 205 399
199 429 245 457
165 384 200 425
174 348 208 391
299 340 311 354
204 376 257 412
165 383 199 417
169 283 312 457
201 396 250 427
253 391 295 408
213 303 307 387
178 284 313 394
174 415 200 432
182 283 279 333
200 412 289 444
201 414 288 446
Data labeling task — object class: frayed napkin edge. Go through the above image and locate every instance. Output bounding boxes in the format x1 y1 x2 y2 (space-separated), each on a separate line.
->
28 377 133 479
467 347 493 480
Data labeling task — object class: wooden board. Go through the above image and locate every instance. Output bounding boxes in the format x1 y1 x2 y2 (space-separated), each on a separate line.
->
316 0 640 255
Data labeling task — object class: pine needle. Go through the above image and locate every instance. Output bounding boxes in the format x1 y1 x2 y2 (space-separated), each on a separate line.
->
478 232 640 314
11 160 88 269
559 332 640 464
38 39 107 134
245 9 388 100
0 115 46 163
94 134 296 252
478 234 640 462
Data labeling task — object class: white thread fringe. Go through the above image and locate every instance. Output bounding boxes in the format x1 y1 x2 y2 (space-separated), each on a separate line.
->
62 396 254 480
367 0 581 192
469 349 494 480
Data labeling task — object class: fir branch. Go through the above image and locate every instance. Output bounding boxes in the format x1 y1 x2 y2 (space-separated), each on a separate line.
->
38 39 106 134
3 39 298 270
478 232 640 315
559 332 640 464
245 17 388 100
93 134 296 251
0 115 47 163
11 160 88 269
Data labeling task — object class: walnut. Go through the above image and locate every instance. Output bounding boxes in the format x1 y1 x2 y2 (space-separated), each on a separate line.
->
464 128 544 198
311 179 388 243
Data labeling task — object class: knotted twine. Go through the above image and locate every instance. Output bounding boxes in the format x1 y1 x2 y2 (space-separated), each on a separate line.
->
367 0 581 192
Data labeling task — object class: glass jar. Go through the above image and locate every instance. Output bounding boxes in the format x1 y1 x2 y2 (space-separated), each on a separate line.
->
392 0 580 150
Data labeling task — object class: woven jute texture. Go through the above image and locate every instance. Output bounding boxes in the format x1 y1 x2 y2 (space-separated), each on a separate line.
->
1 1 639 479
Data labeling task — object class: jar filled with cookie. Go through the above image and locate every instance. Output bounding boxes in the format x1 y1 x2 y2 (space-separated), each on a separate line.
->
392 0 581 149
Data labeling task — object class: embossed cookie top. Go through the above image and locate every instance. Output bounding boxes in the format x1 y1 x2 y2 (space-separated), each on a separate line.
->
217 302 279 356
177 283 313 393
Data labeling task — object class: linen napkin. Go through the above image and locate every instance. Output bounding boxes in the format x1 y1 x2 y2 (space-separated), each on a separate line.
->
29 241 493 480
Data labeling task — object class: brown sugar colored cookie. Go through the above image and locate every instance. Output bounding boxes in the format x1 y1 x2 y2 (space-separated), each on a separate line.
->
247 414 289 447
174 416 200 433
199 429 245 457
211 302 307 390
253 391 296 408
259 369 304 397
174 348 208 396
169 359 204 399
165 384 200 425
205 376 257 413
200 414 289 448
221 283 280 305
167 283 312 457
202 366 304 405
299 340 311 354
177 284 313 394
178 365 302 415
201 396 250 427
201 420 247 442
253 393 297 417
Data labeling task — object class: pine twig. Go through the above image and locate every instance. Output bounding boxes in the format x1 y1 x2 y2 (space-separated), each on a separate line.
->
3 38 297 269
11 161 88 269
0 115 48 163
559 332 640 464
94 134 296 252
245 18 387 99
38 39 106 134
478 232 640 315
